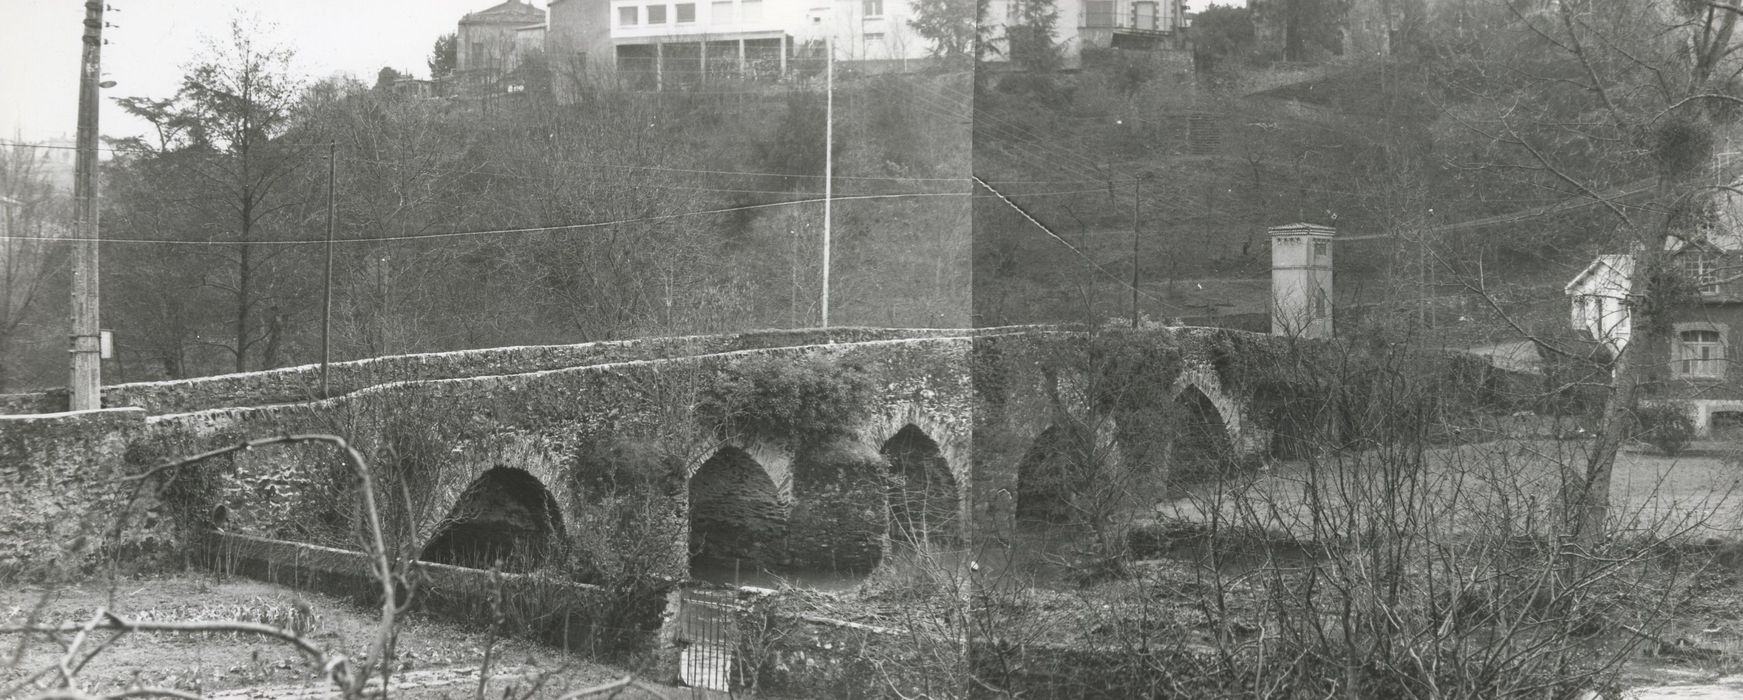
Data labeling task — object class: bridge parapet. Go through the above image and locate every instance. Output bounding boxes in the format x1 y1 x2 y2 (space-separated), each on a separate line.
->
0 327 985 417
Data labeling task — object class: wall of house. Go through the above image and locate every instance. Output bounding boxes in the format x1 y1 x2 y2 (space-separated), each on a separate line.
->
1642 301 1743 435
984 0 1187 69
550 0 615 96
1270 225 1335 339
459 0 550 79
828 0 928 65
459 20 523 74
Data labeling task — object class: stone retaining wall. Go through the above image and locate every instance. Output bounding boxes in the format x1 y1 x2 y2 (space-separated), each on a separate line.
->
200 531 668 654
0 408 160 580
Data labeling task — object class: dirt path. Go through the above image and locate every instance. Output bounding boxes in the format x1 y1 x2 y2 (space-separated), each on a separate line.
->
1630 677 1743 699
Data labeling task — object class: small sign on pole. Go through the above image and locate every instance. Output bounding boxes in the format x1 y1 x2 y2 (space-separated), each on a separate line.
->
99 330 113 360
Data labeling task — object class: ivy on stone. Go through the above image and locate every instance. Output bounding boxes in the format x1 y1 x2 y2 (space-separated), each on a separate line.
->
696 354 875 446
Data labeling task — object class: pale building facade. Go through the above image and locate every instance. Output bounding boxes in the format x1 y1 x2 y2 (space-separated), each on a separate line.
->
984 0 1187 69
532 0 934 94
1565 254 1634 357
456 0 550 93
1269 223 1334 339
1567 192 1743 437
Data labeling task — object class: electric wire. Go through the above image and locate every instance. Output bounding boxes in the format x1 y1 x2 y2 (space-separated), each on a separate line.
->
973 175 1184 312
1 191 968 245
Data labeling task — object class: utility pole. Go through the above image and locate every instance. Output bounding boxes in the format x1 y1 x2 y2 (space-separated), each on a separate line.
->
69 0 106 411
320 142 336 398
821 29 834 329
1130 177 1141 329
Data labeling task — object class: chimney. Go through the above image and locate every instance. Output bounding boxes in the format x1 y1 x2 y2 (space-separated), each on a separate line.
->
1270 223 1334 339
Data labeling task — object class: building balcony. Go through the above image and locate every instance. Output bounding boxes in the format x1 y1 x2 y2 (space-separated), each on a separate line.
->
1082 12 1169 33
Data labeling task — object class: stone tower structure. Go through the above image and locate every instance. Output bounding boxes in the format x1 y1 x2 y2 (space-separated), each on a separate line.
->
1270 223 1335 339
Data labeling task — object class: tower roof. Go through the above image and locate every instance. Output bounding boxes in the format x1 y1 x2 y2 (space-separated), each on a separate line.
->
1268 223 1336 237
461 0 547 25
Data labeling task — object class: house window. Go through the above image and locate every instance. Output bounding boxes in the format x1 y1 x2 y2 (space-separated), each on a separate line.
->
1676 326 1726 379
864 0 884 16
865 31 885 42
619 6 639 25
742 0 763 21
1682 253 1722 295
1134 0 1158 29
648 4 668 23
676 3 696 22
1313 240 1329 259
712 0 734 22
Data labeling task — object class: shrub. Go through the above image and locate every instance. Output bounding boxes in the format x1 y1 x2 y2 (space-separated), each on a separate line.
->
696 354 873 444
1637 404 1696 456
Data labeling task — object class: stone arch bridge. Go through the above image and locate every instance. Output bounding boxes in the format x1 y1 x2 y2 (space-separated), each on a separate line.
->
3 326 1279 582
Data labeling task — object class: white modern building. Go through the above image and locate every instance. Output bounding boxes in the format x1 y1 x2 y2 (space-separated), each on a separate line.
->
984 0 1188 70
539 0 932 91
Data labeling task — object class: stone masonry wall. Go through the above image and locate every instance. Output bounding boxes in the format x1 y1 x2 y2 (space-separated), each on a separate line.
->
5 336 982 580
0 408 158 580
0 327 975 417
5 325 1298 584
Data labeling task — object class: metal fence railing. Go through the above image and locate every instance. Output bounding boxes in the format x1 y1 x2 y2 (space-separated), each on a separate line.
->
675 587 741 693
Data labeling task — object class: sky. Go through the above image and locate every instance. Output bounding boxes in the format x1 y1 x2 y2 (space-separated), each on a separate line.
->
1 0 1238 143
0 0 541 143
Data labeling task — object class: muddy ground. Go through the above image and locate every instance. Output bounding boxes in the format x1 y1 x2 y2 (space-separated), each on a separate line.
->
0 574 688 699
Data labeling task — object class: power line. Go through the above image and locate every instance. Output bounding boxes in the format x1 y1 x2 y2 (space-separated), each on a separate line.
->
382 150 968 183
342 155 969 197
342 157 830 197
944 84 1116 178
873 81 1096 180
887 82 1114 184
2 191 968 246
973 175 1183 312
0 138 969 185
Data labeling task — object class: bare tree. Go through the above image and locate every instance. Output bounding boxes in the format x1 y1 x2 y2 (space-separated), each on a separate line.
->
1428 0 1743 542
108 18 312 374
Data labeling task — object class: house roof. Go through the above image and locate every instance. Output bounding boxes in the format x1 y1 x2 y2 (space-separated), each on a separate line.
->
1564 254 1634 297
1461 339 1544 375
461 0 547 25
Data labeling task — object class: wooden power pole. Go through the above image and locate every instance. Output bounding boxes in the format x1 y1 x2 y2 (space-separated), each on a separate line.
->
1131 178 1141 328
320 142 336 398
69 0 106 411
821 29 833 329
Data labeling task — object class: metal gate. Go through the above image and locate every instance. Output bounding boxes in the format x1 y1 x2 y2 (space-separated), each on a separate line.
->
677 587 741 692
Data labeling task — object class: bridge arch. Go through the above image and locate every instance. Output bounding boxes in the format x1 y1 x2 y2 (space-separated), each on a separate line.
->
860 400 970 488
687 445 791 570
418 466 565 573
1012 418 1120 526
1172 363 1259 457
881 424 962 545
